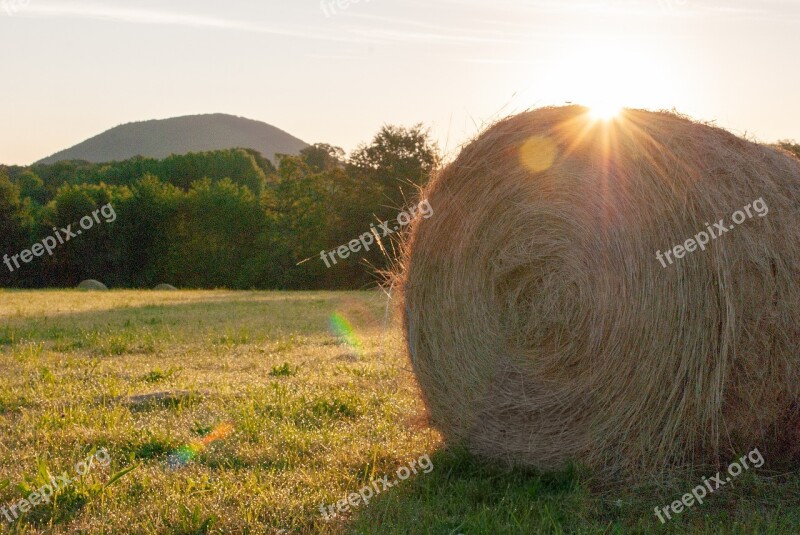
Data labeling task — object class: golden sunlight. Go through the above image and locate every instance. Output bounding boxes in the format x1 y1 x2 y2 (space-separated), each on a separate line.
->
532 39 680 121
588 101 623 121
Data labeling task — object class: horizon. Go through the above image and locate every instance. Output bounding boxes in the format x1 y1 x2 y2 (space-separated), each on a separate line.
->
1 0 799 165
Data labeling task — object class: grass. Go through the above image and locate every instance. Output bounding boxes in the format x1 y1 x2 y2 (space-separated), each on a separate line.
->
0 289 797 533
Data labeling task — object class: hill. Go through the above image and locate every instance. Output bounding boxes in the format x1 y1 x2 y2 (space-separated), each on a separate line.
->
35 114 308 164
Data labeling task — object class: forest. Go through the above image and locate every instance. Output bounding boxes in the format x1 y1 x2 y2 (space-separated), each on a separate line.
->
0 124 439 289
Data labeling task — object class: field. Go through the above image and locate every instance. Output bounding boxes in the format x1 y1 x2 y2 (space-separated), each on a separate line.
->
0 290 798 534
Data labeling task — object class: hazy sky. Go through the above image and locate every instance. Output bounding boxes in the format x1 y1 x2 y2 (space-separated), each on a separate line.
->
0 0 798 165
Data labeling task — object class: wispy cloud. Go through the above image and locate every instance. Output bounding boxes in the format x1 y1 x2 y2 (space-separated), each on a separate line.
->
19 2 382 44
349 26 531 46
345 12 556 44
411 0 799 21
25 3 247 29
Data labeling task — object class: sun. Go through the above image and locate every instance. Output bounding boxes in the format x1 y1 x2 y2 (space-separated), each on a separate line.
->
587 100 623 121
528 38 679 124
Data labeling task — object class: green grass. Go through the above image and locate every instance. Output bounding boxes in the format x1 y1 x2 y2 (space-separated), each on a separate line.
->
0 289 798 533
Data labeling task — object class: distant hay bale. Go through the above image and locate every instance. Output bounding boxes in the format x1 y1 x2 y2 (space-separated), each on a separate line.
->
400 106 800 476
77 279 108 291
154 284 178 291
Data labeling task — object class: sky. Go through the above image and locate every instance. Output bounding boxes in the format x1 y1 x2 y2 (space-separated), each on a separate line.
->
0 0 798 165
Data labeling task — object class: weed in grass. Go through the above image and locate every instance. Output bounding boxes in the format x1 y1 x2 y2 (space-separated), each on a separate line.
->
141 366 181 383
39 367 57 383
269 362 296 377
128 436 178 461
6 451 136 527
270 333 299 353
297 395 363 430
165 504 218 534
125 391 205 412
216 328 251 346
11 341 45 364
191 422 214 436
0 327 15 345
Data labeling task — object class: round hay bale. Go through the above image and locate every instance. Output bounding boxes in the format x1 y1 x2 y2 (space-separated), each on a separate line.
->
154 283 178 291
77 279 108 291
401 106 800 476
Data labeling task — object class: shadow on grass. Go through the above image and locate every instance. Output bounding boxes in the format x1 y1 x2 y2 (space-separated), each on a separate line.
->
336 446 800 534
336 447 590 535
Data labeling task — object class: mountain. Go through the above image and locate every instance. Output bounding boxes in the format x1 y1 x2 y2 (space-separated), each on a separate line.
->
36 114 308 164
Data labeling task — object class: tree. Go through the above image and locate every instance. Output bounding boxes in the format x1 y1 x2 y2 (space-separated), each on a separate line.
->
300 143 345 173
38 182 130 286
158 149 267 194
113 175 182 287
169 178 265 288
258 156 336 288
16 170 48 206
0 170 32 286
348 124 440 213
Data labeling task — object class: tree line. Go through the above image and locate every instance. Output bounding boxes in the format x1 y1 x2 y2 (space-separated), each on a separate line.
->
0 125 439 289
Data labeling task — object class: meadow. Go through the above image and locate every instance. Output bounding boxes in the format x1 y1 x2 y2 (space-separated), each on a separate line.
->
0 290 798 534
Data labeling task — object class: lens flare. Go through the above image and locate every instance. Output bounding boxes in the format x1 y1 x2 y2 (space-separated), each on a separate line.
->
329 312 362 354
167 422 234 468
519 135 558 173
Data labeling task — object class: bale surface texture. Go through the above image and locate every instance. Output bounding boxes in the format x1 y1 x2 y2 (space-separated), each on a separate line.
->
401 106 800 475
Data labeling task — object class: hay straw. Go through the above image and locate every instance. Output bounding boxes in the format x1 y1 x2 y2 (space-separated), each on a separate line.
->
399 105 800 476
